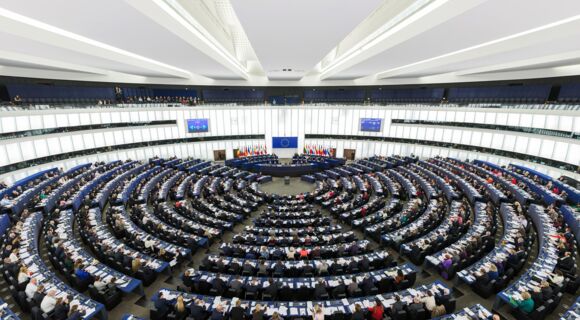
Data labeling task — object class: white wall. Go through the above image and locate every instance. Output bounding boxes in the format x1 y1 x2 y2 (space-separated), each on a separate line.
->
1 105 578 183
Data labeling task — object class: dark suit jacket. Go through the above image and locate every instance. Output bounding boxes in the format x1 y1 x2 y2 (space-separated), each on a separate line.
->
245 283 259 294
230 306 246 320
407 303 423 314
66 311 83 320
190 305 207 320
391 301 405 315
351 310 365 320
264 283 279 298
210 310 224 320
313 284 327 299
53 303 69 320
32 292 45 305
212 278 227 293
541 287 553 301
154 298 169 314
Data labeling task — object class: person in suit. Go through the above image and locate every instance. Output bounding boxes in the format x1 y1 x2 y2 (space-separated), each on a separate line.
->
154 291 170 315
263 278 279 300
390 295 405 316
252 304 267 320
540 281 553 301
190 299 208 320
313 279 327 299
475 268 490 285
347 277 359 296
558 252 574 271
359 257 370 271
303 263 315 276
351 304 364 320
360 275 375 295
212 274 227 295
230 276 244 294
257 261 268 275
245 278 260 297
32 285 45 305
53 297 69 320
210 304 225 320
273 261 285 275
407 296 424 314
435 288 451 306
530 287 543 307
242 261 255 275
332 280 346 298
230 299 246 320
66 305 83 320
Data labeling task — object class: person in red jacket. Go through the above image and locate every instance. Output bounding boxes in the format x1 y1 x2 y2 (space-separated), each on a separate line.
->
367 298 384 320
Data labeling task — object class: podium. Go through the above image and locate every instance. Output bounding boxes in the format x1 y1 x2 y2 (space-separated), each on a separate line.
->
284 176 290 185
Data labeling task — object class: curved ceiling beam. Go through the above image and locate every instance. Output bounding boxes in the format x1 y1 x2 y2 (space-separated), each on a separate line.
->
0 7 195 80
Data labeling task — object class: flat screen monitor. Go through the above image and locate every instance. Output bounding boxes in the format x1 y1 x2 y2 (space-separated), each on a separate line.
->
360 118 382 132
186 119 209 133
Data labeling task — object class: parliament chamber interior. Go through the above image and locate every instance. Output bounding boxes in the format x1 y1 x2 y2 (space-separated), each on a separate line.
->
0 1 579 320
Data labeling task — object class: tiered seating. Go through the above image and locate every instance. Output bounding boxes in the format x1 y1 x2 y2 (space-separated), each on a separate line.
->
0 298 20 319
425 202 494 280
154 281 452 319
400 201 469 264
2 212 105 319
561 296 580 319
497 205 563 320
1 155 577 319
45 209 140 308
458 203 532 297
199 251 394 277
472 160 534 205
1 168 61 221
435 304 492 319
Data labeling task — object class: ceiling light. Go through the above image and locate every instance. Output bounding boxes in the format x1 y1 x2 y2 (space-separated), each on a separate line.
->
0 7 192 79
153 0 249 77
319 0 448 79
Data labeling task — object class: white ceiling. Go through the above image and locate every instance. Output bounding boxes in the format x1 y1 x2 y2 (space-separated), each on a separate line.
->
230 0 381 80
0 0 580 86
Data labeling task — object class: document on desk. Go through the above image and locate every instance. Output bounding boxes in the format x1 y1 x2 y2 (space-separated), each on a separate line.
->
278 306 288 316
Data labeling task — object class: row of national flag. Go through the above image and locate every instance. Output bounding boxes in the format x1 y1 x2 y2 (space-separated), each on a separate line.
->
303 144 332 157
236 144 268 157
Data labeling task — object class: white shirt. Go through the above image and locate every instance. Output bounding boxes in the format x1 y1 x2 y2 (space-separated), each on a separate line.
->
8 253 18 263
421 296 437 311
40 295 56 313
94 280 107 292
144 239 155 249
17 272 29 284
25 282 37 299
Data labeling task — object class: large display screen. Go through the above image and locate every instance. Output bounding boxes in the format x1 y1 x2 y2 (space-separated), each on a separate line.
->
186 119 209 133
360 118 383 132
272 137 298 148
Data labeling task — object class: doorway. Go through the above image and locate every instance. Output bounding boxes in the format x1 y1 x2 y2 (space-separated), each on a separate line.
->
343 149 356 160
213 149 226 161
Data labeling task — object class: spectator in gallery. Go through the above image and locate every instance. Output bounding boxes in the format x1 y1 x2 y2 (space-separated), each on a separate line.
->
12 95 22 105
